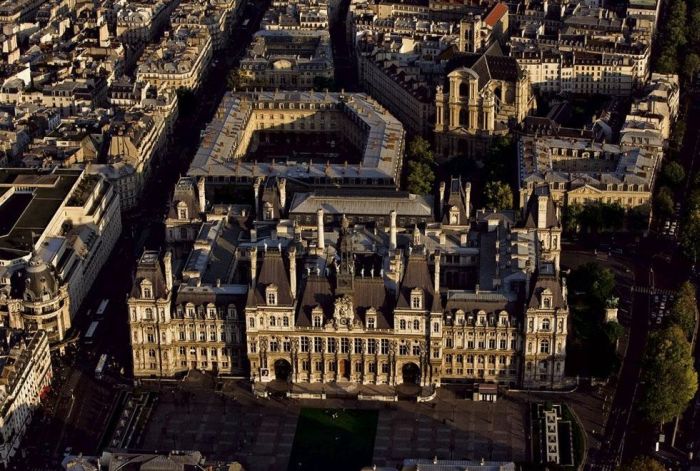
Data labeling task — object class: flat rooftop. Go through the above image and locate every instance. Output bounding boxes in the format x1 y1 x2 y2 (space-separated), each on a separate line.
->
0 169 81 260
188 91 405 188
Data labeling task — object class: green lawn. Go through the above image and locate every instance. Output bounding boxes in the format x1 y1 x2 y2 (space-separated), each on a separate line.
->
287 408 378 471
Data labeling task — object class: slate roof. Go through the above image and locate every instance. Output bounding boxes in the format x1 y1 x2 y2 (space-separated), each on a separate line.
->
168 176 201 220
251 250 293 306
130 251 168 300
528 274 566 310
521 184 560 229
444 42 521 91
397 254 437 312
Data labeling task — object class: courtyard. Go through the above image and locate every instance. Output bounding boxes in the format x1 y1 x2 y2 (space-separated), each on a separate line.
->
137 380 528 471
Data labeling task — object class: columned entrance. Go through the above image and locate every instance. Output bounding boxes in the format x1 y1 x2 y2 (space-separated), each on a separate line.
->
274 359 292 381
338 359 350 380
401 362 420 385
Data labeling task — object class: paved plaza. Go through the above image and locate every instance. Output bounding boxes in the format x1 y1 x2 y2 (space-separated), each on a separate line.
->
139 381 529 471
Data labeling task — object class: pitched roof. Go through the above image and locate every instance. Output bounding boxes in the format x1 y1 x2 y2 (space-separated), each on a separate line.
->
397 254 435 310
483 2 508 27
521 185 560 229
528 274 566 310
252 251 293 306
296 275 334 327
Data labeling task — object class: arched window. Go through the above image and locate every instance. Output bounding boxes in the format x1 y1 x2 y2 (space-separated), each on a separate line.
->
413 319 420 330
459 108 468 126
542 318 550 331
269 316 276 327
145 308 153 320
459 82 469 97
249 317 255 328
540 339 550 354
399 319 406 330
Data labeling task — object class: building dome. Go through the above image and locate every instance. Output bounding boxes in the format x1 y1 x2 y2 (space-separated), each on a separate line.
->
20 257 59 302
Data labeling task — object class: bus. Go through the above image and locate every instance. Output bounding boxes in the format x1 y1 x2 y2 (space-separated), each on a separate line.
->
96 299 109 317
95 354 108 379
84 321 99 344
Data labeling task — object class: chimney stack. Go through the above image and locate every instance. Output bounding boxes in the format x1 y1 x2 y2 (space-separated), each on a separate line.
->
317 208 325 250
250 246 257 286
434 249 440 293
197 177 206 214
464 181 471 220
163 250 173 293
253 177 261 217
389 210 397 250
288 246 297 300
439 181 446 215
279 177 287 211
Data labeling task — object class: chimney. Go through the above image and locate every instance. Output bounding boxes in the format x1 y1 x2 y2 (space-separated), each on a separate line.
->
278 178 287 211
163 250 173 293
253 177 261 216
537 194 548 229
197 177 206 213
317 208 325 250
464 181 471 220
288 246 297 300
438 181 446 213
434 249 440 293
250 246 257 286
389 210 397 250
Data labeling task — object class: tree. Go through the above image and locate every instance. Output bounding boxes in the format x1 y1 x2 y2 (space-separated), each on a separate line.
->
617 456 666 471
690 10 700 47
599 203 624 231
662 161 686 186
627 203 651 233
681 208 700 260
405 137 435 194
483 181 513 210
654 186 674 217
564 202 583 233
639 325 698 424
406 160 434 195
667 281 698 340
569 262 615 310
408 136 434 163
684 53 700 83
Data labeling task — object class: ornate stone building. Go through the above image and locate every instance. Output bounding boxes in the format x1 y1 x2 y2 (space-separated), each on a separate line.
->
434 43 535 159
128 249 247 378
130 176 568 389
0 257 70 344
244 183 568 389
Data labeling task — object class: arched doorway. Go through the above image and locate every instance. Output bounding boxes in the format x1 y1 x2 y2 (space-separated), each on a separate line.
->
274 359 292 381
402 362 420 385
338 359 350 380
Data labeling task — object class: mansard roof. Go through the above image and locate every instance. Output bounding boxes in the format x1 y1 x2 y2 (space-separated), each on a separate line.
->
528 274 566 310
521 184 560 229
251 250 293 306
397 253 435 311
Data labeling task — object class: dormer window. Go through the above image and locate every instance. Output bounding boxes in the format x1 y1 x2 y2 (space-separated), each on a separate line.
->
449 206 460 225
263 201 274 221
141 280 152 299
266 284 278 306
366 308 376 329
313 315 322 328
411 288 423 310
540 288 553 309
177 201 188 220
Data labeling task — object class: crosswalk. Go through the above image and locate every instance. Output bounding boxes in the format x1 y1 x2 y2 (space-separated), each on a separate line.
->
631 286 675 296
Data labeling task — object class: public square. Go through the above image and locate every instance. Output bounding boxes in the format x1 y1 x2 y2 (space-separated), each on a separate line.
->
139 380 528 471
